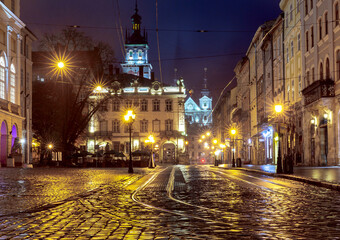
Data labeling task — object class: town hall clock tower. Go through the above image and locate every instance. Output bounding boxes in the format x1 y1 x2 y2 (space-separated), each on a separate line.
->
121 2 152 79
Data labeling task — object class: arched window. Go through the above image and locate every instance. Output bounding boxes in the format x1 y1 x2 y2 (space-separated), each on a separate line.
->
10 64 15 103
0 57 5 99
320 62 323 81
319 18 322 40
306 70 310 86
325 58 330 79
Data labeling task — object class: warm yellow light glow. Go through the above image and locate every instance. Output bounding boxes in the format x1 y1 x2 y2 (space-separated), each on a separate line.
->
145 135 155 144
213 139 218 144
311 119 315 124
274 136 279 141
220 144 226 148
96 85 102 92
124 110 136 122
231 129 236 135
206 132 211 136
57 61 65 69
48 144 53 149
212 146 215 150
201 135 206 139
185 141 189 145
274 104 283 113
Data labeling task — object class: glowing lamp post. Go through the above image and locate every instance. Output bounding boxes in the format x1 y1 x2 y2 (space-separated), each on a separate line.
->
275 104 283 174
124 110 136 173
213 139 219 166
231 128 236 167
145 134 155 168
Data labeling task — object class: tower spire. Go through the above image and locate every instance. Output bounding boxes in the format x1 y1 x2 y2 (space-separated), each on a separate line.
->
201 67 210 97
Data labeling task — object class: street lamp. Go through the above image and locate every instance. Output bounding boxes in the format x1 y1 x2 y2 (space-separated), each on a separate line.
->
124 110 136 173
231 128 236 167
275 104 283 174
145 134 155 168
212 139 219 166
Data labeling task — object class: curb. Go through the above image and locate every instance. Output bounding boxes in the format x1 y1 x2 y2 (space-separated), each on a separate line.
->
218 166 340 192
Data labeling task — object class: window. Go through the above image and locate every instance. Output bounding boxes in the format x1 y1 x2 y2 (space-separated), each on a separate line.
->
287 84 290 102
112 120 120 133
125 100 132 108
336 2 339 27
153 120 160 132
297 0 300 13
290 4 293 22
312 67 315 82
297 34 301 51
124 125 129 133
140 99 148 112
286 12 289 27
140 120 148 133
286 48 289 63
112 100 120 111
273 42 277 59
152 99 160 111
291 41 294 57
325 58 330 79
311 26 314 48
100 103 108 111
337 50 340 80
129 50 133 59
11 0 15 13
306 70 310 85
10 64 15 103
138 50 143 59
325 12 328 35
306 31 309 52
100 120 108 133
319 18 322 40
165 99 173 112
305 0 308 15
291 80 295 101
0 57 5 99
298 75 302 96
310 0 313 10
165 119 173 131
320 62 323 80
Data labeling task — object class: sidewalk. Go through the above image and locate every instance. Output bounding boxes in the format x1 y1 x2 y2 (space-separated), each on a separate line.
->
218 164 340 191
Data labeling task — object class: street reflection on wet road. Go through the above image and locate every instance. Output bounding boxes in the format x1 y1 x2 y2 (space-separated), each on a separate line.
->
0 166 339 239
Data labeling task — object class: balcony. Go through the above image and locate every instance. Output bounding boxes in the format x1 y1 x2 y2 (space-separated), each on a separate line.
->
302 79 335 106
0 99 21 116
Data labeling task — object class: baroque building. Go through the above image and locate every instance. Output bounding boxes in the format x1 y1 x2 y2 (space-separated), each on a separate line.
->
0 0 35 167
86 4 187 164
184 68 212 164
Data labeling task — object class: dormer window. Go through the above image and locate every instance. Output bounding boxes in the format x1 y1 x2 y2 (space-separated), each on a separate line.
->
138 50 143 59
129 50 133 59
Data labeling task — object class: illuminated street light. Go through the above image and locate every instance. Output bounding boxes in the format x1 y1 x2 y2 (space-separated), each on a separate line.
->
48 144 53 150
201 135 206 139
231 128 237 167
206 132 211 136
57 61 65 69
213 139 218 145
274 104 283 174
124 109 136 173
145 134 155 168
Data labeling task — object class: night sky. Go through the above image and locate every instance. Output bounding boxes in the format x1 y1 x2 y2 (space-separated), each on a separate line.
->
21 0 281 103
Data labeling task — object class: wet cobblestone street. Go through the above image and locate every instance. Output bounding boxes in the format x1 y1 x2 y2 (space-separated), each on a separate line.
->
0 166 339 239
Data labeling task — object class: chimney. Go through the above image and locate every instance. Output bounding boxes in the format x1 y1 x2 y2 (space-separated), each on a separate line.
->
139 66 143 78
109 65 113 75
151 72 155 81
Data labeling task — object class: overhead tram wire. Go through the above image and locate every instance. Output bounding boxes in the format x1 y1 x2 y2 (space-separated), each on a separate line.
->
207 76 236 121
114 0 126 59
155 0 163 83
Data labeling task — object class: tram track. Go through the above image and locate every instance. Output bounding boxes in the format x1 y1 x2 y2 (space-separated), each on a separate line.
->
131 166 239 226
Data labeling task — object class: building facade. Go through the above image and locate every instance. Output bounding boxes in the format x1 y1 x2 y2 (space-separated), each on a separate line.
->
0 0 35 167
86 5 187 164
184 68 212 164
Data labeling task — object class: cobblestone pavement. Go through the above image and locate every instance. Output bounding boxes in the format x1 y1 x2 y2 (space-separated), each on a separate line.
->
0 166 339 239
